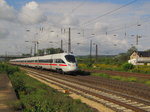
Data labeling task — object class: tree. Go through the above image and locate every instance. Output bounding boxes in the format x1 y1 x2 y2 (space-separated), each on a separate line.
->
113 46 137 64
22 53 31 57
127 46 137 55
37 48 64 56
37 49 45 56
145 49 150 52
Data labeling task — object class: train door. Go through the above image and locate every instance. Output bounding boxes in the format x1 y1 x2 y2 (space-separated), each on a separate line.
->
51 56 56 70
49 58 53 70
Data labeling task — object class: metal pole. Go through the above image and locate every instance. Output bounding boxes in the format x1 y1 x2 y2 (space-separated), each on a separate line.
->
90 40 92 64
68 27 71 53
61 40 63 51
36 41 39 55
136 35 141 51
34 42 36 56
136 35 138 45
96 44 98 61
30 47 32 56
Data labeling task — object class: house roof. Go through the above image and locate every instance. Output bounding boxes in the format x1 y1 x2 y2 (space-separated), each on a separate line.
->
136 51 150 57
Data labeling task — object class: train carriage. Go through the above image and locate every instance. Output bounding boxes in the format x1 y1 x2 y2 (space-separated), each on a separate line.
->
10 53 78 73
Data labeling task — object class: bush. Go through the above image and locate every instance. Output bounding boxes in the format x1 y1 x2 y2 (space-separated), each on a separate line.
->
145 81 150 86
10 72 26 91
5 64 95 112
10 100 22 111
122 63 134 71
0 63 20 74
86 63 93 68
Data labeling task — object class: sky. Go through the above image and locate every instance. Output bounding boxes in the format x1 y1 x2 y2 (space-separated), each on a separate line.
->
0 0 150 56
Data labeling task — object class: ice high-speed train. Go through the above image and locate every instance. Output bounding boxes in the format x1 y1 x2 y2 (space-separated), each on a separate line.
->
10 53 78 73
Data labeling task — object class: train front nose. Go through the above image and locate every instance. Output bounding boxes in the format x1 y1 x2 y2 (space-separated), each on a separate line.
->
64 54 78 72
68 63 78 71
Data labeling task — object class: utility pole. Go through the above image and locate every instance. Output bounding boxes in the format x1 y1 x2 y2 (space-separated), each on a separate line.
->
30 47 32 56
36 41 39 55
90 40 92 64
68 27 71 53
61 40 63 51
136 35 142 51
33 41 38 56
34 41 36 56
96 44 98 61
136 35 141 45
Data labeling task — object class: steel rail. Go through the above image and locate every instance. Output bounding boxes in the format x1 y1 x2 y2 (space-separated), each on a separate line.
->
22 68 150 112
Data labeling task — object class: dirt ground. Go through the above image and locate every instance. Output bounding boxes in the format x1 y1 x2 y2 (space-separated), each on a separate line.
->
0 73 18 112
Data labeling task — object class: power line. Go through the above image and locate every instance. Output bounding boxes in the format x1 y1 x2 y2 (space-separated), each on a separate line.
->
70 0 86 14
81 0 137 26
108 18 150 33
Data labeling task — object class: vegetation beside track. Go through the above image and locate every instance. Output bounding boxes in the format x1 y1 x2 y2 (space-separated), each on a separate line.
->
78 63 150 75
77 46 150 74
0 63 95 112
93 73 150 86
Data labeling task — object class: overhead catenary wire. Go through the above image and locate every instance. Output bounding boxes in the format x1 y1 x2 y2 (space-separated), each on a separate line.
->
69 0 86 14
4 0 150 54
107 18 150 33
80 0 137 27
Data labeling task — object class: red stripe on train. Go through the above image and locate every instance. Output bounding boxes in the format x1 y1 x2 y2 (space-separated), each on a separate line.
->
59 64 67 66
13 62 67 66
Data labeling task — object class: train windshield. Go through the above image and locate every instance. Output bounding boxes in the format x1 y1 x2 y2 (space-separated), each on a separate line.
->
65 55 76 63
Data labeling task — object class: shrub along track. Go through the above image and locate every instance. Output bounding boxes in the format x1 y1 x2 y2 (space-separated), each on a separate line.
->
83 69 150 79
21 67 150 112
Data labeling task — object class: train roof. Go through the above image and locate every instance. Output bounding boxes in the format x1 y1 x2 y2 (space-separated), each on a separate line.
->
10 53 74 61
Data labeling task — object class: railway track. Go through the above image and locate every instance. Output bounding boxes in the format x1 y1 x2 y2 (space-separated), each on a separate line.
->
21 67 150 112
83 69 150 80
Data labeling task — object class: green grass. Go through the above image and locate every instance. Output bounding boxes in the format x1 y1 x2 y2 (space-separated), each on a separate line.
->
93 73 150 86
79 63 150 75
93 73 110 78
1 63 95 112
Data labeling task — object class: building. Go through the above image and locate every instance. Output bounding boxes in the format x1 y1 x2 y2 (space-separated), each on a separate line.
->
128 51 150 65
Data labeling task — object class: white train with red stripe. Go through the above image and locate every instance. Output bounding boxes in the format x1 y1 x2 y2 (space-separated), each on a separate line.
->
10 53 78 73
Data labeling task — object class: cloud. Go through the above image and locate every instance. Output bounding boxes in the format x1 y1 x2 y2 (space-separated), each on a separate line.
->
0 0 16 21
0 0 150 55
61 14 80 27
19 1 46 24
94 22 108 32
0 28 8 39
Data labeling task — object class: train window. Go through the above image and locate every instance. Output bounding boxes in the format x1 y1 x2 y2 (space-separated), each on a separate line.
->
44 60 49 63
50 59 53 63
39 59 52 63
65 55 76 63
55 59 59 63
60 59 65 63
39 60 42 62
55 59 65 63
